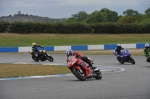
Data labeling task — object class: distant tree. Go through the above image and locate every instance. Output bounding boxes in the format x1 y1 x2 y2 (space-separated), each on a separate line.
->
71 11 88 22
9 15 12 17
63 18 76 23
140 18 150 24
84 8 119 23
134 14 143 23
117 16 136 23
100 8 119 22
85 11 108 23
145 7 150 15
123 9 139 16
118 15 122 19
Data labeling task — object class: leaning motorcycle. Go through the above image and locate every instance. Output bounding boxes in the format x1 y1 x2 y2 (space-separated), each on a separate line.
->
146 52 150 63
29 47 54 62
67 56 102 81
113 49 135 64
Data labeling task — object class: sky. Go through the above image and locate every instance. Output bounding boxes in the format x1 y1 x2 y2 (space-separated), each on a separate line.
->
0 0 150 18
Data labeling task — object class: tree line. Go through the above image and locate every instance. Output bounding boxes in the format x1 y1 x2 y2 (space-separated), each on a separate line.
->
0 7 150 24
63 7 150 24
0 7 150 33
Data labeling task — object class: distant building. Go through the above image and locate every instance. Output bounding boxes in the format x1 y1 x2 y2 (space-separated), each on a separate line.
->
0 11 67 23
18 11 21 15
14 11 24 16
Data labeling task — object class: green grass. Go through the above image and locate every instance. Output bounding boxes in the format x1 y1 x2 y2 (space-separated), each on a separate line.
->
0 33 149 46
48 49 144 56
0 64 70 78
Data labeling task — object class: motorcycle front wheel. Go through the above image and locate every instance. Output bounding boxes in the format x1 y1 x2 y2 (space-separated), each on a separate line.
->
72 68 86 81
117 57 124 64
129 57 135 64
47 56 54 62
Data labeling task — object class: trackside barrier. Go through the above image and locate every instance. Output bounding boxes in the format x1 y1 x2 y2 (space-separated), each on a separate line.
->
0 43 147 52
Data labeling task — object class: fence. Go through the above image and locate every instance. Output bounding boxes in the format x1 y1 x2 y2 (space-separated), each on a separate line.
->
0 43 146 52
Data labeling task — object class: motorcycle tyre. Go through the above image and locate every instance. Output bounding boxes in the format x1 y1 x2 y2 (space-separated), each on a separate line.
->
117 57 124 64
47 56 54 62
72 68 86 81
95 71 102 80
32 56 39 62
129 57 135 64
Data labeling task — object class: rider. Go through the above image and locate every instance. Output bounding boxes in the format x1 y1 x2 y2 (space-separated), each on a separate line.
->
144 43 150 62
66 49 95 69
114 44 124 56
31 42 44 55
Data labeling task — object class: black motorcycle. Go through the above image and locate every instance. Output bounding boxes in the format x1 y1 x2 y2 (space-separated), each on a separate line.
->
29 48 54 62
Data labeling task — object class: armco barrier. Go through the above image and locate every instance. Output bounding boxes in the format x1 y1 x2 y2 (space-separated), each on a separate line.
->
0 43 147 52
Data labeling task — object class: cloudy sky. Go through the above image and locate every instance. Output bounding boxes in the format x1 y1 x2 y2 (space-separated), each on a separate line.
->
0 0 150 18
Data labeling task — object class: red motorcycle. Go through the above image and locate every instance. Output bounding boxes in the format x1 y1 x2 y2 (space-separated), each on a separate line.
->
67 56 102 81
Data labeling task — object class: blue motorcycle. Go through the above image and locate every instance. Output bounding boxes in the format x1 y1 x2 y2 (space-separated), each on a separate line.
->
113 49 135 64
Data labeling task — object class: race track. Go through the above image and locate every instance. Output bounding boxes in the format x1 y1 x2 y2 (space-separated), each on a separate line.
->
0 53 150 99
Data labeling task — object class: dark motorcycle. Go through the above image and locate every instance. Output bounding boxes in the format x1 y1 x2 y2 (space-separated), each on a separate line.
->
67 56 102 81
113 49 135 64
29 47 54 62
146 52 150 63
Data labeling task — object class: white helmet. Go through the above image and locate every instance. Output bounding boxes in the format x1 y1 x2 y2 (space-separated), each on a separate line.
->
32 42 37 46
145 43 149 48
117 44 121 47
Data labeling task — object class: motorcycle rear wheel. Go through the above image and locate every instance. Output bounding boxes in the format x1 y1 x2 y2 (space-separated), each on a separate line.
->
95 71 102 80
32 56 39 62
72 68 86 81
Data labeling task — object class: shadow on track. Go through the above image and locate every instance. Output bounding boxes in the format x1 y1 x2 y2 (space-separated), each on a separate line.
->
142 65 150 68
64 78 103 82
115 63 135 65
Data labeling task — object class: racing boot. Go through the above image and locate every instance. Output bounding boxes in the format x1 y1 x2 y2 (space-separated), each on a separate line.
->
88 63 96 70
146 57 150 62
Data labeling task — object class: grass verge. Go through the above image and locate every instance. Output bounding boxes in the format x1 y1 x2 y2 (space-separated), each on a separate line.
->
0 64 70 78
47 49 144 56
0 33 149 46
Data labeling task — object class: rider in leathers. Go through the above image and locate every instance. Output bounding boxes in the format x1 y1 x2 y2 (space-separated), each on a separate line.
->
114 44 124 60
144 43 150 62
114 44 124 56
31 42 44 56
66 49 95 69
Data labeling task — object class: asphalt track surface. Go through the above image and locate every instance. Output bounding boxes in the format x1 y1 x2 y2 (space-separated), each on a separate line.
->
0 53 150 99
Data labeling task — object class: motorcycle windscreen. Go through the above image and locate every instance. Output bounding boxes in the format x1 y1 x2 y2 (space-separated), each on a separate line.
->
68 56 77 66
121 49 130 56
